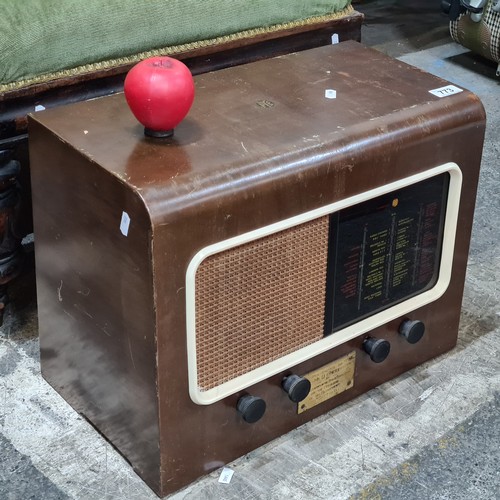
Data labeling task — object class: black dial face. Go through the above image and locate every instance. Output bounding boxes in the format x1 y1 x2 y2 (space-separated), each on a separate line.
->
324 172 450 335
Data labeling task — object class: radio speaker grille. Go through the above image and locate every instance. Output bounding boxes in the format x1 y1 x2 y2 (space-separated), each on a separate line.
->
195 215 329 391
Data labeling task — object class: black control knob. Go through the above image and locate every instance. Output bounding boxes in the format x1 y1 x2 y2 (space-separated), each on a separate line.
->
399 319 425 344
237 395 266 423
282 374 311 403
363 337 390 363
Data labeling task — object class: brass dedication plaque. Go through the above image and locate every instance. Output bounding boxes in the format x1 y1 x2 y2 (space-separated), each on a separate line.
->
298 351 356 414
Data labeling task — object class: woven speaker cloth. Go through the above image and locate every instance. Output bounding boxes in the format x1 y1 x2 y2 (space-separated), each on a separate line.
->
195 216 329 391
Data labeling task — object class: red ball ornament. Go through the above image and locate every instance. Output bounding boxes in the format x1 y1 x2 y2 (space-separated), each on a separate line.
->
124 56 195 138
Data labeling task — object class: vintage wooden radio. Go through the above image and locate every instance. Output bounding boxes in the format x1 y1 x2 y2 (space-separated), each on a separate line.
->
29 42 485 497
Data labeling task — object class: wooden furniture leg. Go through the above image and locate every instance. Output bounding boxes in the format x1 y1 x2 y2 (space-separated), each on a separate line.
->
0 148 23 324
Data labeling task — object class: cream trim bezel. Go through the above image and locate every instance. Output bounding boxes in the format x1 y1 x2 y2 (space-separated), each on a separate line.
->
186 163 462 405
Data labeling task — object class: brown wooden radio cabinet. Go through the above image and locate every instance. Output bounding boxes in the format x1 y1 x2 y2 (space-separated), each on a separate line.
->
29 42 485 497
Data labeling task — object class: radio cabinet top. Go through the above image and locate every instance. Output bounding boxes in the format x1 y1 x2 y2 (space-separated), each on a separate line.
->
29 41 484 222
28 41 485 497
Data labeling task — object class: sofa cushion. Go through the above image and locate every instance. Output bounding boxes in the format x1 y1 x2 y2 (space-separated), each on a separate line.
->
0 0 352 91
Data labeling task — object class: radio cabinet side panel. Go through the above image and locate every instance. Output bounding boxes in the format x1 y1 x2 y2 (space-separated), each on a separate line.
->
28 120 162 493
150 106 484 495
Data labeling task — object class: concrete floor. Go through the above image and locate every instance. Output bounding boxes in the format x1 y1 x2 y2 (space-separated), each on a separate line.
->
1 2 499 499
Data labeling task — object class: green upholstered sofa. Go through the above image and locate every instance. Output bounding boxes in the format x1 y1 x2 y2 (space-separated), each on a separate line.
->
0 0 362 315
2 0 361 91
